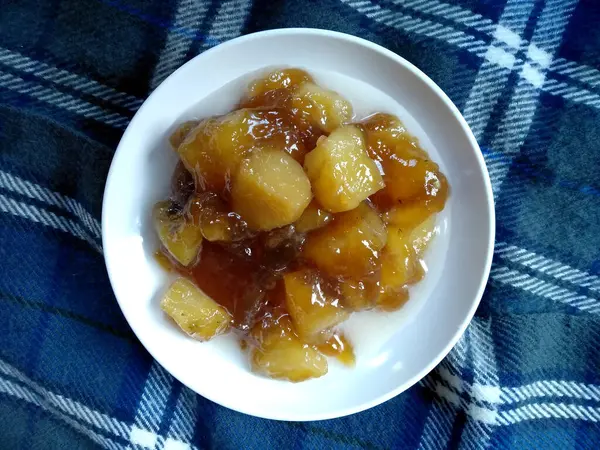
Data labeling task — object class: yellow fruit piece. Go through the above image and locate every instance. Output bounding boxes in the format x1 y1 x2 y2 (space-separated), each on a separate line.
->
161 278 231 341
294 201 333 233
303 202 387 279
380 215 437 292
423 169 450 212
340 278 379 311
169 120 199 150
250 316 328 382
304 126 384 213
361 113 426 160
317 334 356 367
361 113 449 210
291 82 353 132
377 288 410 312
153 201 203 266
231 148 312 231
409 215 437 255
247 68 313 98
380 234 421 292
382 155 441 202
178 111 251 191
179 109 295 192
284 269 349 343
154 251 174 272
384 202 435 231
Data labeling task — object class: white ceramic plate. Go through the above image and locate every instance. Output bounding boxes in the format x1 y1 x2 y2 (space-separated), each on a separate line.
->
102 29 495 421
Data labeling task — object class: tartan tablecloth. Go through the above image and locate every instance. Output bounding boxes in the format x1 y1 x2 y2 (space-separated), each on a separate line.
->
1 0 599 448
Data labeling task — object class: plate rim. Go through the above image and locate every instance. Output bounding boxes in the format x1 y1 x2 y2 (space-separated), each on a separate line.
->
101 27 496 421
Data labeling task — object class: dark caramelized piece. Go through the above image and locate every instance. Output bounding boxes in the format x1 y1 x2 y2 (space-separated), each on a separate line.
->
187 192 250 242
220 225 305 276
259 226 306 273
239 100 323 163
170 161 195 208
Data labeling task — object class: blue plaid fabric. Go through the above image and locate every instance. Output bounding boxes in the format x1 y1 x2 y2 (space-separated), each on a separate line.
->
1 0 599 448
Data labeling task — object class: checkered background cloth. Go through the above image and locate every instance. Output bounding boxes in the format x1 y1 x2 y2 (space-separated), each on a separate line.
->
1 0 599 448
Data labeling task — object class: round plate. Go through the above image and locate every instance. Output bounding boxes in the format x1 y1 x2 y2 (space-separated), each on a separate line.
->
102 29 495 421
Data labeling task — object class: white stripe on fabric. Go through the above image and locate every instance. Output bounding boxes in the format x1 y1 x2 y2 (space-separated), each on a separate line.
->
396 0 495 32
0 47 142 111
425 363 600 431
201 0 253 50
459 317 499 448
424 385 600 425
417 398 458 450
341 0 489 53
128 362 173 450
0 376 123 450
418 334 468 450
341 0 600 114
452 1 535 438
461 0 535 140
490 266 600 313
0 70 129 128
421 375 499 424
483 161 510 190
150 0 210 89
5 352 596 447
434 358 600 409
379 0 600 91
0 358 202 450
162 439 191 450
489 0 578 195
0 2 594 124
0 170 101 240
0 358 129 446
495 242 600 292
501 381 600 405
551 57 600 88
162 387 198 450
543 78 600 107
0 193 102 253
497 403 600 425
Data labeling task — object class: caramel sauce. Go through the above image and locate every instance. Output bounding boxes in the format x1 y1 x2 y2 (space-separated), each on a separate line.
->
187 242 273 333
